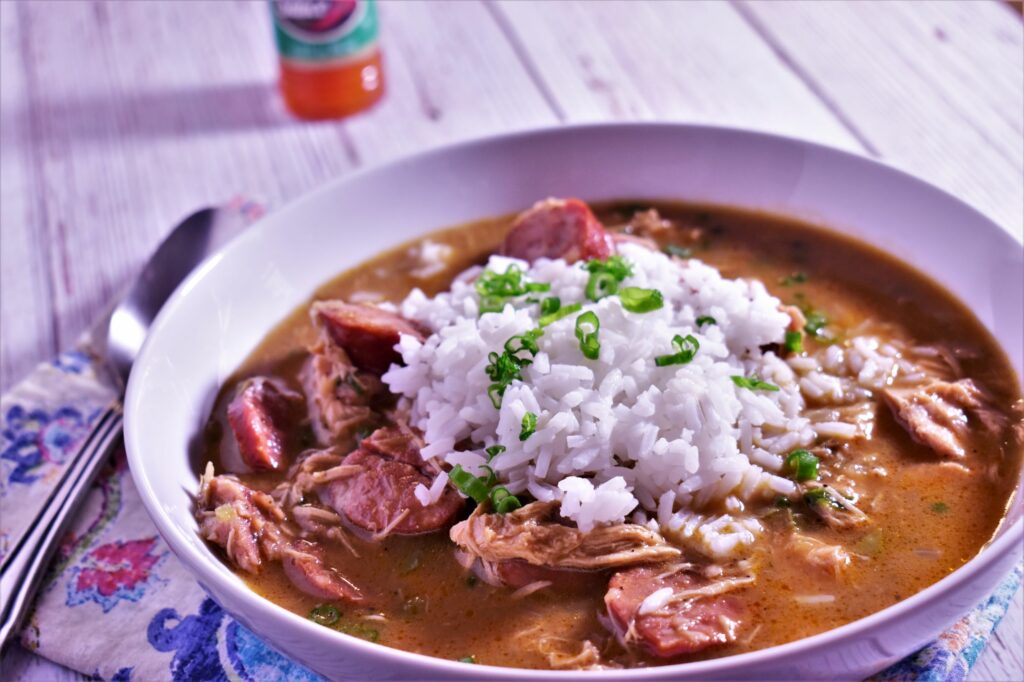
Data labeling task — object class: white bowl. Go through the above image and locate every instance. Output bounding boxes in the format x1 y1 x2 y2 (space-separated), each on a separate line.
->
125 123 1024 681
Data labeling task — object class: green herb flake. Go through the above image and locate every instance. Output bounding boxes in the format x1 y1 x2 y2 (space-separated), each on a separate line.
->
784 330 804 354
780 272 808 286
731 374 780 392
803 310 829 337
520 412 538 441
458 656 477 664
774 495 792 508
489 486 522 513
664 244 692 259
485 444 506 461
475 265 550 316
308 603 340 627
449 465 492 504
856 530 884 557
574 311 601 360
583 255 633 301
696 315 717 327
539 302 582 327
619 287 665 313
930 501 950 514
337 622 380 642
654 334 700 367
785 449 820 481
539 296 561 316
466 574 478 587
804 487 844 511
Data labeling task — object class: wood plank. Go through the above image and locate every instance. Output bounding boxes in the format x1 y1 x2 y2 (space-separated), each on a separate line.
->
0 1 57 391
491 0 863 151
737 0 1024 238
969 586 1024 682
0 644 84 682
342 0 558 165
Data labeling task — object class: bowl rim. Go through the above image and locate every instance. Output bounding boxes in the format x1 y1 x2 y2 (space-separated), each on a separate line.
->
125 121 1024 679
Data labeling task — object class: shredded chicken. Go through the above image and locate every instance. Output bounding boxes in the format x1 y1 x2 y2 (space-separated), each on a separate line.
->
450 501 681 570
883 378 998 458
787 533 852 579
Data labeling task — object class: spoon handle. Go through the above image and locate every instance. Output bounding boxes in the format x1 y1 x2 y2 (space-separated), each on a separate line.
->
0 402 124 651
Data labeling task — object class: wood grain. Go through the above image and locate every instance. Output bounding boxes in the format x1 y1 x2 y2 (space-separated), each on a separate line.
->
0 1 1021 680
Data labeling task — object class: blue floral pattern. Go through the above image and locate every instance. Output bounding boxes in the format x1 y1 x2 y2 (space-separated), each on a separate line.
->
1 404 97 488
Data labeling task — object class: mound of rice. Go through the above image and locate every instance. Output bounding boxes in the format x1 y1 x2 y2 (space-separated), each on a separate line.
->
383 243 838 558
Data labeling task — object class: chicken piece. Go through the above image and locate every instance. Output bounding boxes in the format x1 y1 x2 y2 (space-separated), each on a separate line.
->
360 423 427 468
450 501 681 570
501 198 613 264
883 378 993 458
272 448 352 508
320 448 463 536
627 208 675 239
227 377 304 471
281 541 364 602
605 564 749 658
311 300 427 375
302 332 383 445
196 465 290 572
787 533 851 579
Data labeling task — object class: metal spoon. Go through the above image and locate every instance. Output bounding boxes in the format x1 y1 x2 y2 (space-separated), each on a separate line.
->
0 206 249 650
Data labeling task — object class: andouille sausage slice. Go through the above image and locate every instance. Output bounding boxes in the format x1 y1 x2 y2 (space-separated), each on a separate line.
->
227 377 304 471
605 565 746 658
501 198 613 264
281 541 365 603
312 301 427 375
321 449 462 535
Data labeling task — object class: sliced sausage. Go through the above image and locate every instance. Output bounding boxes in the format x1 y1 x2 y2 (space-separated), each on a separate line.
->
227 377 304 471
321 449 462 535
489 559 605 594
501 198 613 264
359 424 425 468
312 301 427 375
605 565 746 658
281 542 365 603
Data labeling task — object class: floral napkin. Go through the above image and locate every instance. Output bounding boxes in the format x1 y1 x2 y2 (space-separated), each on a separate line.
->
1 200 1020 681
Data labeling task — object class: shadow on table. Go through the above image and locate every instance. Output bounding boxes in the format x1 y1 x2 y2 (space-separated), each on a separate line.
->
4 81 317 142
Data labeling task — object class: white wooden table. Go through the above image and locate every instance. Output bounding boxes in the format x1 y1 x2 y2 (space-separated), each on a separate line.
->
1 1 1021 680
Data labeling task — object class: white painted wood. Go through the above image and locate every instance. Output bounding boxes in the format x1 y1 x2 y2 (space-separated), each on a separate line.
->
0 643 84 682
492 0 863 151
1 1 1021 680
737 0 1024 239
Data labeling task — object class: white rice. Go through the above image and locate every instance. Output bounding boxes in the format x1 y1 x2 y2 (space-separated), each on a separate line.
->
381 243 909 559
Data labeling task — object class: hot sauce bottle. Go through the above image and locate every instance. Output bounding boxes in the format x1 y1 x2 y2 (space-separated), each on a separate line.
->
271 0 385 119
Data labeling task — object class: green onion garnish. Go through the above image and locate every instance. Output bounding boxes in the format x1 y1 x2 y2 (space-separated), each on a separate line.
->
804 487 844 510
664 244 692 259
485 445 505 461
780 272 808 286
803 310 829 337
336 622 380 642
930 501 949 514
696 315 717 327
654 334 700 367
489 486 522 513
539 296 561 316
731 375 780 392
458 656 477 664
785 449 819 481
784 330 804 353
583 255 633 301
619 287 664 313
520 412 538 441
504 328 544 356
574 311 601 360
539 302 582 327
449 465 491 504
475 265 549 316
309 603 340 626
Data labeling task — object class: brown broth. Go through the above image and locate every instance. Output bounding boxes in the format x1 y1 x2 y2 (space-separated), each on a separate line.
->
202 202 1023 669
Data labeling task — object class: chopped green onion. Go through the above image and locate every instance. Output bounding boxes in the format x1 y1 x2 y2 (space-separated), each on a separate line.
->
475 265 550 316
478 296 506 315
458 656 477 664
504 328 544 356
785 449 819 481
466 574 478 587
804 487 844 510
337 622 379 642
586 271 619 301
731 375 780 392
654 334 700 367
784 330 804 353
803 310 829 337
619 287 664 313
308 604 340 626
489 486 522 513
584 255 633 279
485 445 505 461
525 282 551 293
449 465 491 504
856 530 884 556
774 495 792 508
574 311 601 360
780 272 808 286
930 501 949 514
696 315 717 327
520 412 538 441
664 244 692 259
539 296 561 316
539 302 582 327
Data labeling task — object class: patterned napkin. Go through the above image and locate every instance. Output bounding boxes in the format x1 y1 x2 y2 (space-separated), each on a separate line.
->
1 201 1020 681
